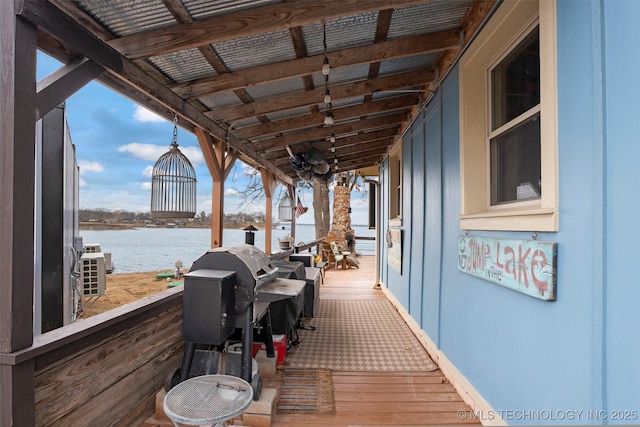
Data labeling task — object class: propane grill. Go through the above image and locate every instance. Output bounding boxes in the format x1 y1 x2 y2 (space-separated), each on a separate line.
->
170 244 305 398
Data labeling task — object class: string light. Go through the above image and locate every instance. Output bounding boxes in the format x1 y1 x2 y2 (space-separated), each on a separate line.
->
324 88 332 104
323 20 338 171
322 56 330 76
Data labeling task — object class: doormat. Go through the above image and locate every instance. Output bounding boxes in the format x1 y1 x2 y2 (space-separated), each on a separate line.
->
286 299 439 371
276 368 335 414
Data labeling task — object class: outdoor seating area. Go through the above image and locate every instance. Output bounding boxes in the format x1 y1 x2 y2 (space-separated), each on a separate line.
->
320 240 360 270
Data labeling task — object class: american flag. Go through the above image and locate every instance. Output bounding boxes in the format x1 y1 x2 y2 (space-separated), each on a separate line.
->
295 197 307 218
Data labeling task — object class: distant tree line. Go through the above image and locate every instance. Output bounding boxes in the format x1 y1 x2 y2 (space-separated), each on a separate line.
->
79 208 266 226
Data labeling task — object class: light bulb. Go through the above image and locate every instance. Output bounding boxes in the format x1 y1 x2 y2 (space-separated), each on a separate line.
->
330 136 335 143
324 89 331 104
334 158 338 164
321 56 330 75
331 146 336 153
324 112 334 126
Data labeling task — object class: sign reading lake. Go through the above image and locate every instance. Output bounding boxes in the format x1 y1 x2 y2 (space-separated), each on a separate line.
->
457 236 557 301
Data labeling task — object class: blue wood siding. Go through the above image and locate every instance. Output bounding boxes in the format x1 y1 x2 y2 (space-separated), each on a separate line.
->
602 0 640 415
409 120 426 323
377 1 640 424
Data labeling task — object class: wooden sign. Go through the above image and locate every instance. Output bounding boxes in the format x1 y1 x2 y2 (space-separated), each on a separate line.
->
457 236 557 301
387 228 402 274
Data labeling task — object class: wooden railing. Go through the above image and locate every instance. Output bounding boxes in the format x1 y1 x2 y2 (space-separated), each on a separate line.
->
2 288 184 426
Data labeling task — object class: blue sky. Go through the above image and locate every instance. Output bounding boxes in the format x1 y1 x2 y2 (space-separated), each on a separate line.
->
36 52 371 226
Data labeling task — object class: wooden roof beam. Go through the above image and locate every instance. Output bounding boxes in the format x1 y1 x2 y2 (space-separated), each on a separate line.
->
263 128 398 161
255 112 406 152
108 0 434 59
236 95 416 140
207 69 435 123
171 30 460 99
23 0 293 186
272 139 394 167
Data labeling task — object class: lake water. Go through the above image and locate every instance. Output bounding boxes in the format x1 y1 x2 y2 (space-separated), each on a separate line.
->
80 224 376 273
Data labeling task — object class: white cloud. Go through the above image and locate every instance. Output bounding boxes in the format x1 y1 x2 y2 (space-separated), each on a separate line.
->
79 177 87 187
142 165 154 177
118 142 204 166
140 182 152 190
225 188 239 196
133 105 165 123
118 142 166 161
78 160 105 173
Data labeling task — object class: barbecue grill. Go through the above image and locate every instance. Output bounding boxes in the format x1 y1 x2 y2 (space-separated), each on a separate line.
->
169 244 305 399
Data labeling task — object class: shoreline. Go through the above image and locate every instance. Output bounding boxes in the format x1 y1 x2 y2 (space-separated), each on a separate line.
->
79 221 268 231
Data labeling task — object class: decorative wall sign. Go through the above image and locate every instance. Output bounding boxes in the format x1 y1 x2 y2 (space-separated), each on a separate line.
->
457 235 557 301
387 228 402 274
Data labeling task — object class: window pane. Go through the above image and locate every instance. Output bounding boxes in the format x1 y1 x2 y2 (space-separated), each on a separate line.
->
490 114 541 205
491 28 539 130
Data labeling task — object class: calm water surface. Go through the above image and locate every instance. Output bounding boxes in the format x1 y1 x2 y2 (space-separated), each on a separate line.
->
79 224 376 273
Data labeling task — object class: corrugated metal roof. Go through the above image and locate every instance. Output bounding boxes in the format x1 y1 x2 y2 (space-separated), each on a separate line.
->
149 48 218 83
301 13 379 56
198 92 244 110
38 0 494 179
213 29 297 72
379 52 442 75
184 0 280 20
77 0 175 37
244 77 306 102
389 0 473 38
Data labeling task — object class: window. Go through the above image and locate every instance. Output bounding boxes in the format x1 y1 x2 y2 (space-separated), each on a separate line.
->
459 0 558 231
389 142 402 225
490 27 540 205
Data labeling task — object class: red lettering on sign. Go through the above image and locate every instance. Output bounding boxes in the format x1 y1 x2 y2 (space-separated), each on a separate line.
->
496 242 504 269
518 245 531 288
504 246 516 280
531 249 549 294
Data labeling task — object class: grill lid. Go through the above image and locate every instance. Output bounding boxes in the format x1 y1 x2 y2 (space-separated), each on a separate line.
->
206 244 279 289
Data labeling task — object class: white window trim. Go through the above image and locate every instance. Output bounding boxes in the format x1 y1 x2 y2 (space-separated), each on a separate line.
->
459 0 558 231
388 140 403 227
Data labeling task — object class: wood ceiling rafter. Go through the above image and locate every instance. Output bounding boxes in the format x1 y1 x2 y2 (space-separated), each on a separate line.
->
108 0 437 60
170 29 460 99
237 94 417 140
363 8 393 105
206 69 436 123
254 112 406 152
263 128 399 161
36 0 498 180
160 0 268 125
29 0 293 186
272 139 394 167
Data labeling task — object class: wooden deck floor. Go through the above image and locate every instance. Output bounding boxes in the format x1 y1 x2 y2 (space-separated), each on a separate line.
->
267 255 479 426
144 255 480 426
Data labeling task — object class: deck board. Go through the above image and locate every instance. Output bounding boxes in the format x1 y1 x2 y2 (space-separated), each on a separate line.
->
269 255 479 426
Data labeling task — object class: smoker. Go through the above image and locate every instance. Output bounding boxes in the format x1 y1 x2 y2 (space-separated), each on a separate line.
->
169 244 305 399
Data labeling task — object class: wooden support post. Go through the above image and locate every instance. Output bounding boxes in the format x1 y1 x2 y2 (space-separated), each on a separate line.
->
260 169 277 255
288 184 297 244
40 105 66 333
195 128 236 248
0 4 38 425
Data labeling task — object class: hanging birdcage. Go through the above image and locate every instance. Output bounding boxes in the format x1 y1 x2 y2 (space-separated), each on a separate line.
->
151 116 196 219
278 193 293 222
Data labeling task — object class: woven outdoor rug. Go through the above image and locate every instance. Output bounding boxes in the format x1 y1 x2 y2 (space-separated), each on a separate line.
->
286 299 438 371
276 368 335 414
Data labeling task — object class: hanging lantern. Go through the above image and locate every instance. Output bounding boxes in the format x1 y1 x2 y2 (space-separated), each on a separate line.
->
151 115 196 219
278 194 293 222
